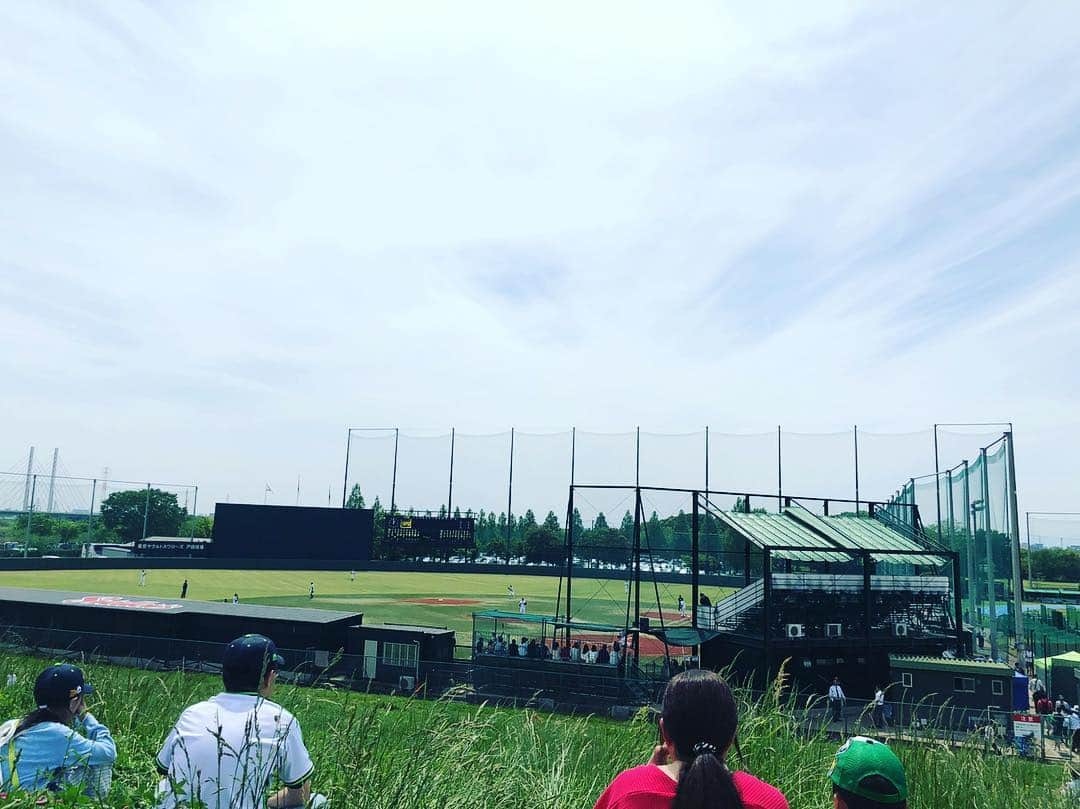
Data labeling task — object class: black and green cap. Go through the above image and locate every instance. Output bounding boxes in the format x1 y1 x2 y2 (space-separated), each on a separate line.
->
828 736 907 804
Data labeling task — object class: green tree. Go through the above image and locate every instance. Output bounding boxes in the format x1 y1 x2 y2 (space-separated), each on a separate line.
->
180 515 214 538
99 489 185 543
542 511 561 531
345 485 366 509
522 525 561 564
592 512 609 531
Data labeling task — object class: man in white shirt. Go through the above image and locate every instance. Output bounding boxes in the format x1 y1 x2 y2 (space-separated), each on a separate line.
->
155 634 318 809
828 677 846 723
872 685 886 728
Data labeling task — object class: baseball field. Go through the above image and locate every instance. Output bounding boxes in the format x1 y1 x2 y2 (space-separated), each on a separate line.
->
0 568 731 646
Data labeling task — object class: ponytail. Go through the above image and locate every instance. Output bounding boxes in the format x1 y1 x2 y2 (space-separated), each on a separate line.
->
661 670 745 809
672 746 743 809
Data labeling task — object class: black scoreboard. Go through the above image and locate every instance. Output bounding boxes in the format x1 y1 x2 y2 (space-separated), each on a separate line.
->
384 515 475 550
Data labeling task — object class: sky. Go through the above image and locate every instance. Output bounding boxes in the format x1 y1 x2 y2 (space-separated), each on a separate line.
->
2 2 1080 526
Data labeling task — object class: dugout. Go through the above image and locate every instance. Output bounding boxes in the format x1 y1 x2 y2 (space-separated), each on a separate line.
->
344 624 456 686
889 654 1014 730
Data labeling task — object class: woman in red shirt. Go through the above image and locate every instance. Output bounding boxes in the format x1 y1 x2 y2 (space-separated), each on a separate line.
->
593 670 788 809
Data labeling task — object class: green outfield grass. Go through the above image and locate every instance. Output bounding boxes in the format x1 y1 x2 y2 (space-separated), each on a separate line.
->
0 568 729 641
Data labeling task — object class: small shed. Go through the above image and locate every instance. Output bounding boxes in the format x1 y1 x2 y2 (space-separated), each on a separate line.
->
889 654 1014 730
345 623 456 685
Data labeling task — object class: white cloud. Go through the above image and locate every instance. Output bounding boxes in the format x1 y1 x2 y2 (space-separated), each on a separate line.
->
2 1 1079 517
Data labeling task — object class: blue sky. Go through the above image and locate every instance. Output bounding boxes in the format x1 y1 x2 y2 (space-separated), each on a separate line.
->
2 1 1080 520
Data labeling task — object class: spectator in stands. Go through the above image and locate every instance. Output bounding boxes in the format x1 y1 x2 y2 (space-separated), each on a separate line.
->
494 636 507 655
156 634 320 809
0 664 115 798
570 641 581 662
828 736 907 809
1058 695 1070 713
592 669 788 809
475 637 486 656
551 640 560 660
508 637 519 657
1031 674 1046 701
610 645 620 668
698 592 711 608
526 638 539 659
560 642 571 661
598 644 610 665
519 637 529 658
588 644 599 664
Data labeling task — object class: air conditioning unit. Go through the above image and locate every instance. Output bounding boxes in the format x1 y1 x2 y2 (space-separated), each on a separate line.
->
398 675 416 691
826 623 843 638
313 650 330 667
894 623 909 638
786 624 805 639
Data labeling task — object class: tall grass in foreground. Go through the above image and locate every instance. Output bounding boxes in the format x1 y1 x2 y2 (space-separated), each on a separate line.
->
0 654 1065 808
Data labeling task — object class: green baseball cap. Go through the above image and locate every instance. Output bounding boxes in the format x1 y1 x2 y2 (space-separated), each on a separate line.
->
828 736 907 804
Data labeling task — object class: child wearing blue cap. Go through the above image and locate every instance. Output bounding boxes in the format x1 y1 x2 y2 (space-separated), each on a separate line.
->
0 663 116 797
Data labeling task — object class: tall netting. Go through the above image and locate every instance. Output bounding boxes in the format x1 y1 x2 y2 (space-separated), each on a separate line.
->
884 432 1020 659
782 431 857 508
567 485 638 631
450 431 512 516
392 431 452 514
639 431 706 490
707 432 778 505
857 430 934 503
514 431 573 522
1029 514 1080 553
342 429 397 509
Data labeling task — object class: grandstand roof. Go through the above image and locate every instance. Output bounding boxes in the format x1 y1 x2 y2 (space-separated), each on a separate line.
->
706 504 945 567
711 511 850 563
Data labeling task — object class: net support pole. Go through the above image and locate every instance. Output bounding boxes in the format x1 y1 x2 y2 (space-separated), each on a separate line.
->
691 491 700 632
979 448 998 660
1005 431 1025 656
341 429 352 507
952 551 965 653
506 428 514 565
933 425 942 538
963 461 977 628
1025 511 1033 585
447 427 455 514
762 548 772 683
191 486 198 539
564 485 574 633
862 552 873 683
390 428 400 513
633 487 642 667
46 447 58 515
704 427 709 492
776 425 782 513
854 425 860 512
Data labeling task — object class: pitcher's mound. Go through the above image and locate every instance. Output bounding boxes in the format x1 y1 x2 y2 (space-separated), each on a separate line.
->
404 597 482 606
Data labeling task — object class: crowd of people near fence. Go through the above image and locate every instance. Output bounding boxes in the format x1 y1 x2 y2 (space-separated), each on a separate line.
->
0 639 918 809
474 634 629 667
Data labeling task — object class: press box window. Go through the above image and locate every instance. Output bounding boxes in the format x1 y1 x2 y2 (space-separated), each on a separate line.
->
953 676 975 693
901 673 912 688
382 642 418 667
992 680 1004 696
